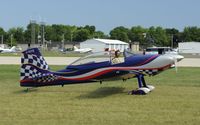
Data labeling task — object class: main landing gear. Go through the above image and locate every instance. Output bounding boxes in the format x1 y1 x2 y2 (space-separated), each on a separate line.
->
25 87 36 92
128 74 155 95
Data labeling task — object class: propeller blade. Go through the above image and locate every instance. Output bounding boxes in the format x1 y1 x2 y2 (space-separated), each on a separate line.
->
173 57 178 73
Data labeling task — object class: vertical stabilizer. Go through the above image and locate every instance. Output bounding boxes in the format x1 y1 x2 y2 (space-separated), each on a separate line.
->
20 48 49 81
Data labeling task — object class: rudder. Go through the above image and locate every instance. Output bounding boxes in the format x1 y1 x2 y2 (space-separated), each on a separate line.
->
20 48 50 81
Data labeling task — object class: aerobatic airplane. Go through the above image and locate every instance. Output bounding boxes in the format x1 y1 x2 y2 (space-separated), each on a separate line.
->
20 48 183 95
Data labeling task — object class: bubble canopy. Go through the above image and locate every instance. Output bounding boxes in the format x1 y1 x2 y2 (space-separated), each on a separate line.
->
69 51 112 66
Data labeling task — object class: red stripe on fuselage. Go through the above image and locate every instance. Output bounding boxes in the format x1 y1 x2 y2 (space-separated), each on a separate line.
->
58 64 171 81
20 64 171 83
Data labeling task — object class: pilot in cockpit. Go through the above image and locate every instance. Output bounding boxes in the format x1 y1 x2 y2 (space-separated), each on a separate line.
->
112 50 121 64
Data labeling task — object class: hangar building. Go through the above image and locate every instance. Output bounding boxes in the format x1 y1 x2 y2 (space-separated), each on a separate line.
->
80 39 129 52
178 42 200 53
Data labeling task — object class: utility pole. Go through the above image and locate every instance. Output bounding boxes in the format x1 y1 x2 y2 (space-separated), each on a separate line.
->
70 33 73 42
1 35 3 45
70 28 76 42
30 20 36 46
171 34 173 48
40 22 45 46
62 34 65 50
37 34 41 47
10 34 13 46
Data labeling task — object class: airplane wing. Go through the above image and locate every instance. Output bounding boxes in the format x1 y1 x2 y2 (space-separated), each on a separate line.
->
97 68 160 82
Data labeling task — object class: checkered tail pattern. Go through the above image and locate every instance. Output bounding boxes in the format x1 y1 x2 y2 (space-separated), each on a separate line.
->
20 48 57 82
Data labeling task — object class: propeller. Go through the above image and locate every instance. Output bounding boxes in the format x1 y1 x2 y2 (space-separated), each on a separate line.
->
173 56 178 73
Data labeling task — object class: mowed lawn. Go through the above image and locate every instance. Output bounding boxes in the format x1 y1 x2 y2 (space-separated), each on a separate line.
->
0 50 86 57
0 65 200 125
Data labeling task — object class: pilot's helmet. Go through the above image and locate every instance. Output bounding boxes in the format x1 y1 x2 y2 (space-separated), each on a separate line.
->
115 50 120 57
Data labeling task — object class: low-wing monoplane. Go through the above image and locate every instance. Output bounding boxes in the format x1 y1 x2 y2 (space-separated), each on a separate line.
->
73 46 92 53
20 48 183 94
0 46 16 53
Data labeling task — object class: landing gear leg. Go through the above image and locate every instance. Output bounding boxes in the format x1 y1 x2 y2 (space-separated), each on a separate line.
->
25 87 36 92
26 88 29 92
128 74 155 95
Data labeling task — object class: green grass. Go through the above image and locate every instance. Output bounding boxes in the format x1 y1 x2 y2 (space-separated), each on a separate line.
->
0 50 87 57
0 65 200 125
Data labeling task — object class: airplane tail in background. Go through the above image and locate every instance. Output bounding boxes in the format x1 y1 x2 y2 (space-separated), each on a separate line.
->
73 46 78 51
20 48 50 81
10 46 16 51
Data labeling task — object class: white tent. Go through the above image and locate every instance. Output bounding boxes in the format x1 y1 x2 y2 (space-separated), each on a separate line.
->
178 42 200 53
80 39 129 52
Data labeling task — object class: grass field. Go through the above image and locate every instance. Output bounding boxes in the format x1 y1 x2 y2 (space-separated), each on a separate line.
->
0 50 87 57
0 65 200 125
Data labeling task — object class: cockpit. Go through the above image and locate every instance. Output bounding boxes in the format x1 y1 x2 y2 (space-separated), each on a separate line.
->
70 51 123 66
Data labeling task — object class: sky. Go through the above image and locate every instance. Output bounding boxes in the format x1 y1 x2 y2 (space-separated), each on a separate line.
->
0 0 200 34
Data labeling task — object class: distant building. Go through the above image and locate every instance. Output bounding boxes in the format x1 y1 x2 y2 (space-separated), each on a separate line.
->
80 39 129 52
178 42 200 53
0 44 6 49
130 42 140 52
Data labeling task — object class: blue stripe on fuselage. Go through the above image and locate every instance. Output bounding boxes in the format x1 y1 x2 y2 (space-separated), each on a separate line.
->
53 54 158 77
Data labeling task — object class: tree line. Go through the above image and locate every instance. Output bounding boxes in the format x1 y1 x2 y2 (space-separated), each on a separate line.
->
0 23 200 47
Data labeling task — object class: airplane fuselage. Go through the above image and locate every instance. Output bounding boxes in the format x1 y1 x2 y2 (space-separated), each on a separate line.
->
20 54 174 87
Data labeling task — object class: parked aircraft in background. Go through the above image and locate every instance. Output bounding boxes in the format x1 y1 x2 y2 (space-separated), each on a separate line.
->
146 47 177 54
73 46 92 53
20 48 183 95
0 46 16 53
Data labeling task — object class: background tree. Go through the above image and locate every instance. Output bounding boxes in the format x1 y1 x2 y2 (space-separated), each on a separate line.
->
165 28 180 47
93 31 108 39
0 27 6 44
45 25 54 42
182 26 200 42
24 23 39 44
5 34 16 46
0 27 5 34
51 24 66 41
73 29 90 42
83 25 95 38
6 27 24 46
147 26 169 47
110 26 129 42
64 25 77 42
129 26 148 45
2 23 200 47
